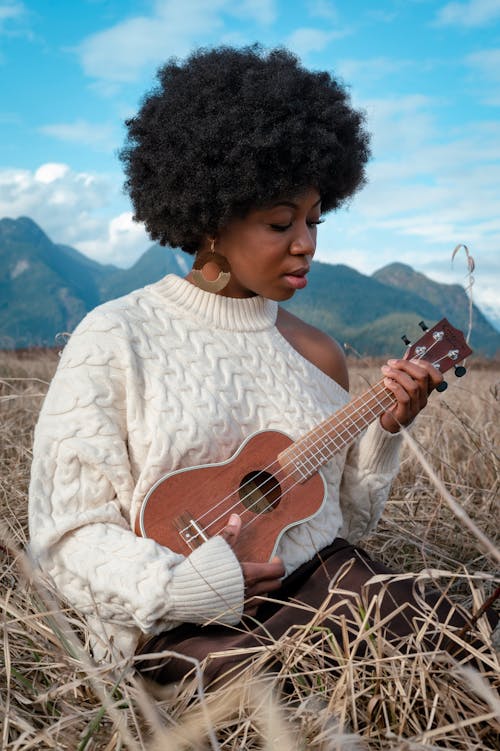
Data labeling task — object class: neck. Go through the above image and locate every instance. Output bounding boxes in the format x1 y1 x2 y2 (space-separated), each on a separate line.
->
153 274 278 331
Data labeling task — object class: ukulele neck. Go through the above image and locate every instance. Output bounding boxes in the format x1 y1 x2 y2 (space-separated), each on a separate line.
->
278 381 395 481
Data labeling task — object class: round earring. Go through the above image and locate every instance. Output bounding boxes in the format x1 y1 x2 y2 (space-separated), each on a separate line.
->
191 239 231 293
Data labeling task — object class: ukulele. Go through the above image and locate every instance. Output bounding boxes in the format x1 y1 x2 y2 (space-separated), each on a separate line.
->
136 318 472 562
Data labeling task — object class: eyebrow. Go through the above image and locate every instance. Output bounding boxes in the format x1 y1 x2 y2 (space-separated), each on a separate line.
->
270 197 322 209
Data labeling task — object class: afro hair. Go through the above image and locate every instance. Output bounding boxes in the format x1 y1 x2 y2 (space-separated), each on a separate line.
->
120 44 371 253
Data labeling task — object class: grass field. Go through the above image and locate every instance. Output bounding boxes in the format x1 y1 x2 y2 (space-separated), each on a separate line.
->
1 349 499 750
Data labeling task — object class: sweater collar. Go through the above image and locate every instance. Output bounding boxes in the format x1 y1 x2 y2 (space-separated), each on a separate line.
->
150 274 278 332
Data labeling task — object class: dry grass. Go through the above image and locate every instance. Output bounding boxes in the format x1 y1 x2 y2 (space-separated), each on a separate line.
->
1 349 499 750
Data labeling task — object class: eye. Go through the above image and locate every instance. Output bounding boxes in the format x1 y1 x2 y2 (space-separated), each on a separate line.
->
270 223 292 232
307 219 324 228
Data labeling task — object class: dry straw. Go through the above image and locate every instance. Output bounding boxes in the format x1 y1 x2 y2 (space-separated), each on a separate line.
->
1 335 499 749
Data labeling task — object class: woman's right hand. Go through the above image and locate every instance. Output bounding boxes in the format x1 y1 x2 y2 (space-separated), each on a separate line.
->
220 513 285 615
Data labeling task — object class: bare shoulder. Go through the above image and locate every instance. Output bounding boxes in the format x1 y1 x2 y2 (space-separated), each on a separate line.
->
276 307 349 391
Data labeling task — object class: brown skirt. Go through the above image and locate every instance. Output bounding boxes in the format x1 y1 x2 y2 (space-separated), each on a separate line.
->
136 539 495 687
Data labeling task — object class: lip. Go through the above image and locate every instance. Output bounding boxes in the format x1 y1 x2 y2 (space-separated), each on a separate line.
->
286 267 309 277
283 267 309 289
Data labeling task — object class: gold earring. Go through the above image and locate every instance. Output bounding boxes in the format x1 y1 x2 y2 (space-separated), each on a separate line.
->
191 238 231 293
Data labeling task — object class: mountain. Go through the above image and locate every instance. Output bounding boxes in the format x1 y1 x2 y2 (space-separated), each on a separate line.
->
0 218 113 347
283 261 442 355
372 263 499 356
99 243 191 300
1 217 499 356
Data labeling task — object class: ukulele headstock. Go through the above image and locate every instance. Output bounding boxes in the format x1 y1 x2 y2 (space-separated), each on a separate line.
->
403 318 473 379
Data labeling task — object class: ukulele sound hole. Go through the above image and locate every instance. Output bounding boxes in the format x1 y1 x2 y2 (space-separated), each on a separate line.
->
239 471 281 515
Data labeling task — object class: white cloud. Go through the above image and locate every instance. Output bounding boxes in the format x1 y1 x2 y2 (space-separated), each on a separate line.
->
34 163 70 184
286 28 330 56
76 0 275 86
337 57 414 86
365 8 397 24
234 0 276 25
464 48 500 105
0 163 149 266
362 94 439 155
434 0 500 27
353 131 500 255
0 163 110 232
315 91 500 323
39 119 118 152
0 162 109 208
308 1 339 22
471 285 500 329
0 0 25 29
77 212 150 266
0 0 29 57
78 0 222 83
286 27 345 57
466 47 500 78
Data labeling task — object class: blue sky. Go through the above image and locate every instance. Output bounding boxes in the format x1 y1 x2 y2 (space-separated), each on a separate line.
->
1 0 499 327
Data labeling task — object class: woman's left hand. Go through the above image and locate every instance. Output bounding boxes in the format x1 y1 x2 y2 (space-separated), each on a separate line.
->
379 358 443 433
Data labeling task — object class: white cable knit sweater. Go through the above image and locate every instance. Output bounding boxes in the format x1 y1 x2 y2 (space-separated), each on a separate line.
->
29 274 402 660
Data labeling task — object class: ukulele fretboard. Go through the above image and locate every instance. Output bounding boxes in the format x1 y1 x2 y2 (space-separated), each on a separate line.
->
278 382 395 481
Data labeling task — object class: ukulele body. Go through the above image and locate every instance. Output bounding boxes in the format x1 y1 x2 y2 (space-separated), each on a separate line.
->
136 429 327 563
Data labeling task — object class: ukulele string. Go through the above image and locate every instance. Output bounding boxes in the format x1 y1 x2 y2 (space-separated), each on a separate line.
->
186 378 395 536
180 379 395 540
232 382 398 538
180 345 438 542
235 343 448 539
181 344 446 543
181 343 445 541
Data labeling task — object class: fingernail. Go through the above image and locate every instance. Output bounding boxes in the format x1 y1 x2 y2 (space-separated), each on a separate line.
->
229 514 239 525
381 365 391 373
387 359 397 365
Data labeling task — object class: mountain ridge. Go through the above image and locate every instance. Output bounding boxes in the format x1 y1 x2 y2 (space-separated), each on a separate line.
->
1 216 498 356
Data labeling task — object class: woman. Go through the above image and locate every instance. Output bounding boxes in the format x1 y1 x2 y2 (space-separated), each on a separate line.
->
29 46 464 688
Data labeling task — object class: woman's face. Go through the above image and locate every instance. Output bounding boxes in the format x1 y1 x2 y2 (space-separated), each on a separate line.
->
207 187 322 301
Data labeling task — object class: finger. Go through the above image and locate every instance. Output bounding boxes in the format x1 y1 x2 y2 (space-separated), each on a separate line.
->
241 558 285 610
404 359 442 394
241 560 285 585
246 576 284 598
382 368 423 413
409 359 443 391
380 366 431 431
219 513 241 548
382 361 435 409
386 366 425 394
386 358 443 393
384 360 429 392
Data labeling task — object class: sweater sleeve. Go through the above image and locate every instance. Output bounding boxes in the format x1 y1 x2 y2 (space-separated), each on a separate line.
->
28 311 244 638
338 419 402 542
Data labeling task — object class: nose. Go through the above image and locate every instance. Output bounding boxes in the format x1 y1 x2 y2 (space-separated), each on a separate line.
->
289 222 316 257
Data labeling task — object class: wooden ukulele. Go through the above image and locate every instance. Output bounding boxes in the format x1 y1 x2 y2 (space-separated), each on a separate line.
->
136 319 472 562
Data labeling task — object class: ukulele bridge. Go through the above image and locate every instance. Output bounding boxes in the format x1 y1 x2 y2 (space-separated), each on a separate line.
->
173 511 208 551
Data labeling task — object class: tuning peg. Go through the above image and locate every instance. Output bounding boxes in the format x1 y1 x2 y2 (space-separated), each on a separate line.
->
454 365 466 377
402 335 411 346
436 381 448 392
418 321 428 331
